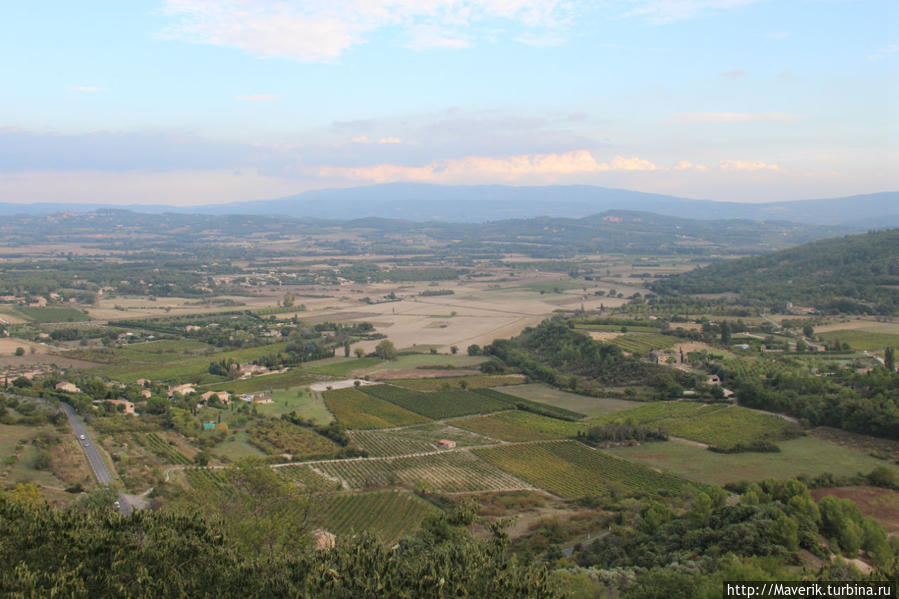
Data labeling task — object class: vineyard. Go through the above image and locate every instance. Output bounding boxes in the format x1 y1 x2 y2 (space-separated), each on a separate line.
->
143 433 191 464
451 411 584 442
312 451 532 493
276 464 342 491
475 440 692 498
308 490 441 545
348 423 495 457
610 333 677 353
323 387 430 429
475 388 585 421
589 402 799 449
390 374 525 391
248 420 338 459
183 467 231 493
360 385 513 419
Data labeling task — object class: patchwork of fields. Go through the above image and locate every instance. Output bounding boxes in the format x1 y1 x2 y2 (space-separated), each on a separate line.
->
311 451 533 493
475 440 693 499
348 423 495 457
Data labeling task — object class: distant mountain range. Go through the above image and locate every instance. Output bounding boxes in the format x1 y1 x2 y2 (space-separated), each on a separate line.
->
1 183 896 228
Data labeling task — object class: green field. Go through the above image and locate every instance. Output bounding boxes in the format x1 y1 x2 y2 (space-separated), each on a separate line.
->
14 306 91 323
451 411 583 442
247 420 337 459
302 357 384 377
818 329 899 351
361 385 513 420
307 490 441 545
323 387 430 429
390 374 524 391
348 423 494 457
608 437 899 486
202 370 315 394
212 432 266 461
588 402 798 450
86 339 297 384
475 440 692 499
496 383 640 418
366 353 486 372
313 451 530 493
276 464 341 491
259 387 333 424
610 333 678 353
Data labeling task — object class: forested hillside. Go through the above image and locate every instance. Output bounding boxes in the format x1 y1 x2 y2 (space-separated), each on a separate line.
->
651 229 899 314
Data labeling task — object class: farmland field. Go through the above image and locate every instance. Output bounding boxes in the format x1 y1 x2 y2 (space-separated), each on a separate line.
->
247 420 338 459
610 333 678 353
360 385 513 419
143 433 191 464
202 370 316 394
475 440 692 498
276 464 342 491
451 411 583 442
323 387 430 429
497 383 640 417
14 306 91 323
302 357 384 377
348 423 495 457
390 374 524 391
312 451 531 492
588 402 799 449
260 387 333 423
308 490 442 544
818 329 899 351
607 438 899 486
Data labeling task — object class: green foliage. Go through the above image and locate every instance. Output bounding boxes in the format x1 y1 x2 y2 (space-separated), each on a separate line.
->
144 433 191 464
374 340 398 360
652 228 899 315
307 490 441 545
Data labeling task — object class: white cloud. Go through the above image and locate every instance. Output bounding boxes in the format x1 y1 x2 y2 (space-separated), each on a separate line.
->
160 0 574 62
236 94 280 101
378 137 403 144
623 0 760 23
69 86 105 93
674 160 708 171
719 160 781 172
315 150 663 183
867 43 898 61
670 112 800 124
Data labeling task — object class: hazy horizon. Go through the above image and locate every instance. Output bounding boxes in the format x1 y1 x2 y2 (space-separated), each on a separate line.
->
2 1 896 206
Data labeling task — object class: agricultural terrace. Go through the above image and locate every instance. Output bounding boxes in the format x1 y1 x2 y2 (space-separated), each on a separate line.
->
451 411 584 442
497 383 640 418
588 402 799 450
307 490 442 545
311 451 532 493
302 357 384 377
323 387 430 429
474 440 693 499
389 374 525 391
608 438 899 487
348 424 495 457
359 385 514 419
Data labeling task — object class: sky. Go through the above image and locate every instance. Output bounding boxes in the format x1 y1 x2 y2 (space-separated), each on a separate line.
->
0 0 896 206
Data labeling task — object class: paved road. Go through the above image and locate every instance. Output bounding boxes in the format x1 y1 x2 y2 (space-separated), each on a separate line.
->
59 402 132 515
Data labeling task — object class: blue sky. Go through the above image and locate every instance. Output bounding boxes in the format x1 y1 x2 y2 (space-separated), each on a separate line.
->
0 0 895 205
